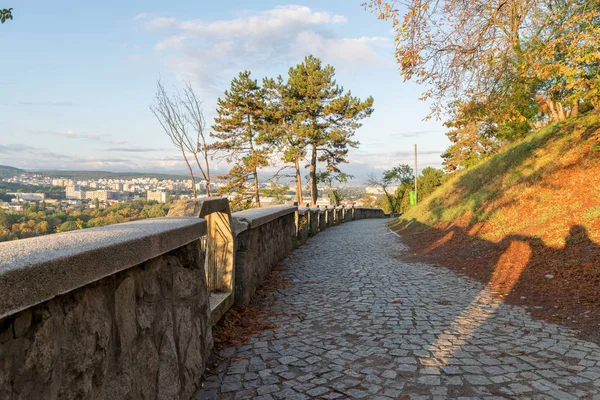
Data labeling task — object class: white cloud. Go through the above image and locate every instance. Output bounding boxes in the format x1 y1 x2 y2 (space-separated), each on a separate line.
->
133 12 155 21
136 5 391 94
294 32 392 67
332 15 347 23
143 6 346 38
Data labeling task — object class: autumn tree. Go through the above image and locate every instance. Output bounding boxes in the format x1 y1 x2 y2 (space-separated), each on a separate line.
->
526 1 600 120
366 0 600 124
440 101 503 171
212 71 269 208
286 55 374 206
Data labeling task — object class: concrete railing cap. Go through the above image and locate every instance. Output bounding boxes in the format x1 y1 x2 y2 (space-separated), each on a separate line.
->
0 217 206 319
232 205 297 234
168 197 231 219
297 207 310 216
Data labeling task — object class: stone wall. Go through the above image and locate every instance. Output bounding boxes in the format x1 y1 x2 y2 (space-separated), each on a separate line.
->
354 207 388 220
296 208 311 246
308 208 319 237
0 218 211 400
318 209 327 231
0 203 389 399
232 206 297 306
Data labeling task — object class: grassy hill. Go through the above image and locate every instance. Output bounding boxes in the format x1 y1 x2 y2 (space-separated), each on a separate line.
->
392 112 600 341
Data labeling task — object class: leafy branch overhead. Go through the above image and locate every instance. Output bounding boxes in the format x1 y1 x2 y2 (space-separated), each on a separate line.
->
1 8 13 23
364 0 600 172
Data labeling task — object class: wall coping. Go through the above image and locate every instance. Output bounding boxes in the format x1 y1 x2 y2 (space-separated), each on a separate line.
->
0 217 207 319
297 207 310 216
168 197 231 219
232 205 297 234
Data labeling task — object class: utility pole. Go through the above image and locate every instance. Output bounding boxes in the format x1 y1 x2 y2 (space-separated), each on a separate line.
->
414 144 418 205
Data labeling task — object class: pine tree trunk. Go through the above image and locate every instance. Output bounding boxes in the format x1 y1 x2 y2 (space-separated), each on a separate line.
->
253 169 260 208
295 158 303 206
309 144 318 206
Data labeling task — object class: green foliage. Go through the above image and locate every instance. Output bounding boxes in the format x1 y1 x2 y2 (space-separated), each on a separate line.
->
0 199 170 241
1 8 12 24
57 220 78 233
367 164 413 213
418 167 444 200
317 171 352 206
0 182 66 200
369 165 444 213
260 184 290 205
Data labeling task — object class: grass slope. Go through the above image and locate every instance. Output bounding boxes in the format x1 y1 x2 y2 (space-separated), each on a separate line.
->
392 113 600 341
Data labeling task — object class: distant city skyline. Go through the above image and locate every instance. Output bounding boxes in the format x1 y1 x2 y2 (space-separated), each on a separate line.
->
1 1 450 182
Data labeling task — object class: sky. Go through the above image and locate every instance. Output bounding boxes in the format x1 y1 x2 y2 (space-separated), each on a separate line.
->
0 0 450 183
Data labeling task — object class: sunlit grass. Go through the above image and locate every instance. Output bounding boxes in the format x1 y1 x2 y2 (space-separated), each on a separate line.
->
399 112 600 245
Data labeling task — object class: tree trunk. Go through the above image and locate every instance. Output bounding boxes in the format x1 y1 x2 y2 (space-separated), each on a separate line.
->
557 102 566 121
204 152 211 197
545 97 560 122
309 144 318 206
294 158 303 206
571 102 579 118
182 148 197 198
253 169 261 208
247 115 260 207
191 152 210 197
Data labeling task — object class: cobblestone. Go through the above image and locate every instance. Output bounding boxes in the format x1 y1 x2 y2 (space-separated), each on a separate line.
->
196 220 600 399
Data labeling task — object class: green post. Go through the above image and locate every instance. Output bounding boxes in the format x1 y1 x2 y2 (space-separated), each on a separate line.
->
409 191 417 206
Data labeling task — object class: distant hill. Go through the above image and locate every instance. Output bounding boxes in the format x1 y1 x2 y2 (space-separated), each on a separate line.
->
32 169 197 181
0 165 26 178
393 112 600 341
0 165 210 181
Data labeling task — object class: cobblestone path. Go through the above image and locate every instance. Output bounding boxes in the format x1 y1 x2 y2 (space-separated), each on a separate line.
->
197 219 600 399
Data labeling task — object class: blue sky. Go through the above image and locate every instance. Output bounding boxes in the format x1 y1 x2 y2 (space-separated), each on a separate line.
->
0 1 449 182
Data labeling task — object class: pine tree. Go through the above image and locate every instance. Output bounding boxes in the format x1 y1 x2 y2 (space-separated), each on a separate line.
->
263 76 309 205
286 56 374 206
212 71 269 208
